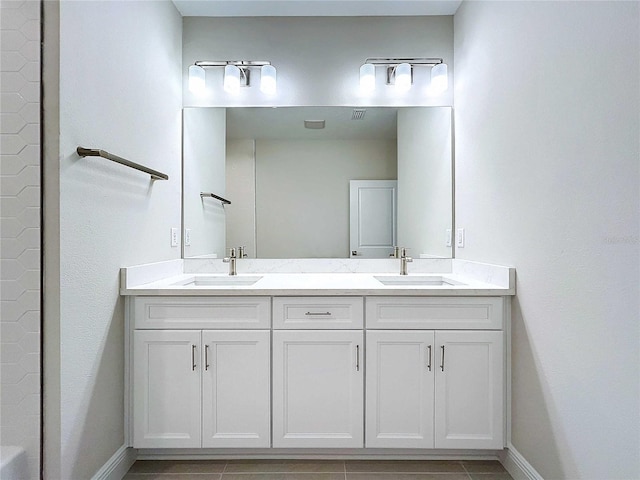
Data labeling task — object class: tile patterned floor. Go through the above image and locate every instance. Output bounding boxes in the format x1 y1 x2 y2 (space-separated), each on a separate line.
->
123 460 513 480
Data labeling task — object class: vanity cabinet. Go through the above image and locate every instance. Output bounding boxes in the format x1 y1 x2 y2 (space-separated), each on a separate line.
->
133 330 202 448
365 330 435 448
131 297 271 449
272 330 363 448
272 297 364 448
133 329 270 449
434 330 503 449
129 294 506 452
365 297 505 450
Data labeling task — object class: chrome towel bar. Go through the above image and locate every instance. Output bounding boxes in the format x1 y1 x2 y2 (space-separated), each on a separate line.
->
76 147 169 181
200 192 231 205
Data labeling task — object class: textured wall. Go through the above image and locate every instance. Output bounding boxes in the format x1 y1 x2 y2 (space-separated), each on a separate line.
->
0 1 42 479
454 2 640 478
57 1 182 477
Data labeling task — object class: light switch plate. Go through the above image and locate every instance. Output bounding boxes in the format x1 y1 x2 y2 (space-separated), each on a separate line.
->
446 229 452 247
456 228 465 248
171 228 179 247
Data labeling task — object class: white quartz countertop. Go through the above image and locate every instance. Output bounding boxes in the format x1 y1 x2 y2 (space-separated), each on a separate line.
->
120 272 514 296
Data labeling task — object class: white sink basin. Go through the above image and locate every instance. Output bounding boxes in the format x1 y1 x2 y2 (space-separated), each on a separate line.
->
374 275 465 286
173 275 263 286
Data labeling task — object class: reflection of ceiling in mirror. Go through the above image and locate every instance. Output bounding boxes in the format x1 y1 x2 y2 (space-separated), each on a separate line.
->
226 107 398 141
172 1 463 17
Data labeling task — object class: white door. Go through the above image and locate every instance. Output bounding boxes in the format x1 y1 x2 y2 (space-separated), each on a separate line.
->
133 330 201 448
435 330 504 449
272 330 363 448
366 330 435 448
349 180 397 258
201 330 271 448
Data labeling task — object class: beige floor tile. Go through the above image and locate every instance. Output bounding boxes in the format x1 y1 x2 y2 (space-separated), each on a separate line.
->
346 474 470 480
123 474 222 480
345 460 466 473
128 460 227 474
222 474 346 480
224 460 345 473
461 461 508 474
468 474 514 480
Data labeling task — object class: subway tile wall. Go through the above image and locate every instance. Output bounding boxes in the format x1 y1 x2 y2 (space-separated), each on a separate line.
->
0 1 42 479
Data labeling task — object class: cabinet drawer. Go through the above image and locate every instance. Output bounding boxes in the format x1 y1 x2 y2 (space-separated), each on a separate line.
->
366 297 503 330
134 296 271 329
273 297 363 329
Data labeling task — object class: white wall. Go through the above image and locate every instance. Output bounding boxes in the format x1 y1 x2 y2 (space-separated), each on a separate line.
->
0 2 42 478
256 139 397 258
55 1 182 478
226 139 257 257
183 16 453 107
397 107 452 257
454 2 639 479
183 108 226 258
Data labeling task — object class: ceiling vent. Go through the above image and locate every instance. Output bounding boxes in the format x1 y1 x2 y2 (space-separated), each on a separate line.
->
304 120 325 129
351 108 367 120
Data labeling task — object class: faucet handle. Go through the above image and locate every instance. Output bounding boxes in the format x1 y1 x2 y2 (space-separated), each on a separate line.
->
223 247 237 262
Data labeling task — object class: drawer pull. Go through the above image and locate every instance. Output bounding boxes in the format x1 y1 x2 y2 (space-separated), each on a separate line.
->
440 345 445 372
305 311 332 316
356 345 360 372
205 344 210 371
427 345 432 371
192 344 197 371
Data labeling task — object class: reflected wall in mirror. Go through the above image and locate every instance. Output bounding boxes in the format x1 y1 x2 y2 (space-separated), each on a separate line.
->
183 107 452 259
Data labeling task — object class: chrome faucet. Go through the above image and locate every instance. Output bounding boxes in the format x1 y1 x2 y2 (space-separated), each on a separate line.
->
237 246 247 258
389 246 401 258
400 247 413 275
223 247 238 276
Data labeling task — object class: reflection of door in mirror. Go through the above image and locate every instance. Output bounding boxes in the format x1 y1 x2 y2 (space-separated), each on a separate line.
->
349 180 397 258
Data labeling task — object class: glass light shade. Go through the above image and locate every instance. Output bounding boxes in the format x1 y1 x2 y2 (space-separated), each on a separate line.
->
188 65 206 95
431 63 448 94
260 65 277 94
359 63 375 92
224 64 241 93
395 63 412 91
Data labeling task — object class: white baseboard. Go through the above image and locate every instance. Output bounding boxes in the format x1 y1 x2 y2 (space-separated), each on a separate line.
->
500 443 544 480
92 445 137 480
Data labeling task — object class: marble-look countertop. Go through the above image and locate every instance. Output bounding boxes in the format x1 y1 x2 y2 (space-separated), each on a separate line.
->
120 271 514 297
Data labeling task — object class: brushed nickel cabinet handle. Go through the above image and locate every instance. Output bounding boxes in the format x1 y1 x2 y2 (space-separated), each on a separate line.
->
205 344 210 371
427 345 432 371
305 311 332 316
192 344 197 371
440 345 445 372
356 345 360 372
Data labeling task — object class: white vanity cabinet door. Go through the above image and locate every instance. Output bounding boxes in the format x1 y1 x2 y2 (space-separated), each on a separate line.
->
365 330 435 448
133 330 202 448
272 330 363 448
201 330 271 448
434 330 504 449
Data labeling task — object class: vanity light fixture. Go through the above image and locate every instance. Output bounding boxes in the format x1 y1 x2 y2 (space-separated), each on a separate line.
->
359 57 448 94
188 65 206 95
188 60 277 95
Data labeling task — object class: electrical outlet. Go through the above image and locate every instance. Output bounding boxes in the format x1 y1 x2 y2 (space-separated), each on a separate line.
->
456 228 465 248
446 229 452 247
171 228 179 247
184 229 191 246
